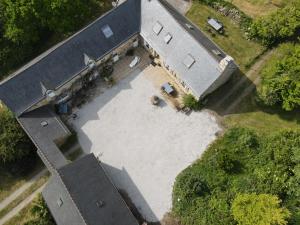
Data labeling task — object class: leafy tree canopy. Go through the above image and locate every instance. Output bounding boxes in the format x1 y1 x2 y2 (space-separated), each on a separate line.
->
231 193 290 225
258 43 300 111
0 107 34 163
248 1 300 46
173 128 300 225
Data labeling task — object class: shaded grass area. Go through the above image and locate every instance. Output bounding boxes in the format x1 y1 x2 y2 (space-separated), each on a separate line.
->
0 155 44 202
227 0 285 17
186 2 265 72
0 173 49 219
223 92 300 134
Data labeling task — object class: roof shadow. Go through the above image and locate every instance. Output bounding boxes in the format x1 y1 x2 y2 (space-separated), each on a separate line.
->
101 162 160 223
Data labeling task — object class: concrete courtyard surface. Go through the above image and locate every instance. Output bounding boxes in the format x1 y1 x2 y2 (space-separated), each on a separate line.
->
71 67 220 222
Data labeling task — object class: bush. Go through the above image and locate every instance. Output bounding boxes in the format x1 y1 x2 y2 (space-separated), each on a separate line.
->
24 195 55 225
0 107 34 164
248 2 300 46
232 193 290 225
257 43 300 111
182 94 202 110
172 128 300 224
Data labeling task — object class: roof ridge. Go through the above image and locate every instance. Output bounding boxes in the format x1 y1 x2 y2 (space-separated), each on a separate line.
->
156 0 226 61
0 1 131 85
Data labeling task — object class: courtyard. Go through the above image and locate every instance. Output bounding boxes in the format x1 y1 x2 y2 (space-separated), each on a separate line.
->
69 57 221 222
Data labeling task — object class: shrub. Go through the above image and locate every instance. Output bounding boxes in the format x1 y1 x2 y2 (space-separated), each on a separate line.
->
24 195 55 225
0 107 34 164
248 2 300 46
172 128 300 224
257 43 300 111
182 94 202 110
232 193 291 225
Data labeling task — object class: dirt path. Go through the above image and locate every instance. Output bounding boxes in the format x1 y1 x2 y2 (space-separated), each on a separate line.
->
214 50 274 111
0 169 47 212
0 185 46 225
0 143 81 219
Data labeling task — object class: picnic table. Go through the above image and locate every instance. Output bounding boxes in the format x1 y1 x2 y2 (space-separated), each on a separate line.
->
161 82 175 95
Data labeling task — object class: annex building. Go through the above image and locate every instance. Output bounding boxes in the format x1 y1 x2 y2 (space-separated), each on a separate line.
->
0 0 237 224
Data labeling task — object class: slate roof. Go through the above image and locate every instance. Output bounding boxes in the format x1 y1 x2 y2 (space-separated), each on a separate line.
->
0 0 141 116
17 106 70 171
140 0 228 98
43 154 139 225
157 0 226 61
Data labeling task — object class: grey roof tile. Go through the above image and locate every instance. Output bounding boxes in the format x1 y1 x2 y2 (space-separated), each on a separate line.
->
43 154 139 225
0 0 140 116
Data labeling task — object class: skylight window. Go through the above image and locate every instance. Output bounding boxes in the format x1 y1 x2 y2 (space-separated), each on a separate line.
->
153 22 163 35
164 33 172 44
101 25 113 38
183 54 195 69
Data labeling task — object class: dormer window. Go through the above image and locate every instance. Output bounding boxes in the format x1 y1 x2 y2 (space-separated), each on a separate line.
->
153 22 163 35
46 90 56 98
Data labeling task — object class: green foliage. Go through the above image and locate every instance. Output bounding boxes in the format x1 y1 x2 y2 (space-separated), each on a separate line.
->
24 195 55 225
231 193 290 225
0 0 108 79
248 2 300 46
36 0 98 34
0 107 34 164
258 43 300 111
1 0 41 44
173 128 300 225
182 94 202 110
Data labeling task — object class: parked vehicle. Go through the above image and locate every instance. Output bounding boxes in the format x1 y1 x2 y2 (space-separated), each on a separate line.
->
129 56 141 68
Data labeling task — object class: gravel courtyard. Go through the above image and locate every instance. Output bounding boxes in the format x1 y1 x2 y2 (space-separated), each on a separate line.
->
71 67 221 222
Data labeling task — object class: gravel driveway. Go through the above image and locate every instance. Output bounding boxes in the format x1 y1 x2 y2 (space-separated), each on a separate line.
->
71 68 220 222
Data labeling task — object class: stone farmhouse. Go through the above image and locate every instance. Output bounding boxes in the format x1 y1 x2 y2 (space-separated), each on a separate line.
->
0 0 237 224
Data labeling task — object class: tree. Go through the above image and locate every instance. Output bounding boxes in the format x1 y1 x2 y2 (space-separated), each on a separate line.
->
172 128 300 224
1 0 42 44
231 193 290 225
248 2 300 46
36 0 97 34
0 107 34 163
258 43 300 111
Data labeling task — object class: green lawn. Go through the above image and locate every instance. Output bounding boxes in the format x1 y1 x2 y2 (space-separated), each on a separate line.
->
187 2 265 72
222 44 300 134
223 91 300 134
226 0 285 17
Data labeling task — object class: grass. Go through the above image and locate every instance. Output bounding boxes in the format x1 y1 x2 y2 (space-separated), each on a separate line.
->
221 44 300 134
0 173 49 219
223 91 300 134
227 0 285 17
186 2 265 72
3 197 37 225
0 158 44 203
